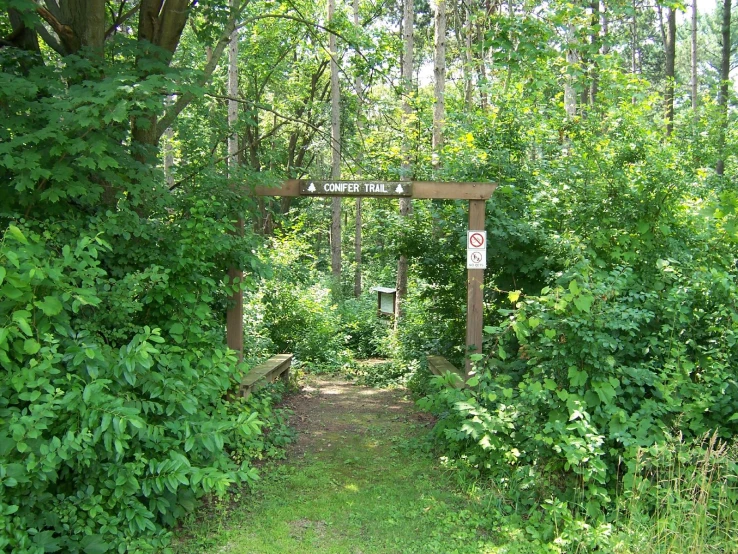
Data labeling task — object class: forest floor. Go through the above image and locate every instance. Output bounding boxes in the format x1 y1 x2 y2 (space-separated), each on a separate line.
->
174 372 537 554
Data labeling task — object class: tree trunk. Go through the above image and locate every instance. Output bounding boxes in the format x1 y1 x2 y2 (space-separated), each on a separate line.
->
131 0 191 152
564 31 578 120
631 0 638 75
717 0 731 176
464 2 474 109
396 0 414 322
329 0 342 292
59 0 106 55
354 198 362 297
354 0 362 298
663 7 676 137
432 0 447 171
589 0 600 106
226 0 243 362
691 0 698 111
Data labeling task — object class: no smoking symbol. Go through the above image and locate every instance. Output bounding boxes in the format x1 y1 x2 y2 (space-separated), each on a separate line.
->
470 251 483 263
469 232 485 248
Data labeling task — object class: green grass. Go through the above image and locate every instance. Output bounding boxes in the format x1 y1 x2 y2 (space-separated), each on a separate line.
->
172 393 541 553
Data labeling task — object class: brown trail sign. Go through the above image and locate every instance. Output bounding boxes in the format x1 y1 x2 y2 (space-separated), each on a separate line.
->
301 180 412 197
246 180 497 377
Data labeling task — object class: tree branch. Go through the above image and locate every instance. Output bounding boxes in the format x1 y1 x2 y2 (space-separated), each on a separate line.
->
155 9 239 139
105 2 141 40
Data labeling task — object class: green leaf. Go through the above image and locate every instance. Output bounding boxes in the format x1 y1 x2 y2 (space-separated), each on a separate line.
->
23 338 40 355
0 267 5 286
573 294 594 313
569 280 580 295
13 311 33 336
6 225 28 244
498 345 507 360
466 375 480 387
80 534 110 554
35 295 63 316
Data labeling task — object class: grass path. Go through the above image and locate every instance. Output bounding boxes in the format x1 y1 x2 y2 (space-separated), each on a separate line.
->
174 375 531 554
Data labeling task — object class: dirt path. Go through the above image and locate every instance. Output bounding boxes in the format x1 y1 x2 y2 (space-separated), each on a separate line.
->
175 375 509 554
285 375 432 459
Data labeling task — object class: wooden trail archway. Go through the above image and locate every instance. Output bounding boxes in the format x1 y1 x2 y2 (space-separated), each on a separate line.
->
230 180 497 376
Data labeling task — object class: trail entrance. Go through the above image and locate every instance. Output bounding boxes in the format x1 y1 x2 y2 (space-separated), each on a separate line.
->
175 373 504 553
229 180 496 375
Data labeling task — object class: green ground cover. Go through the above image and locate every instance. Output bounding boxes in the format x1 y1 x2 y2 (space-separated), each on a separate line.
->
173 376 539 554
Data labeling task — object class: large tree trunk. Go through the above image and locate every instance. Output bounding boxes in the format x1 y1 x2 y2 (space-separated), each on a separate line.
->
58 0 105 55
226 0 243 362
717 0 731 176
396 0 414 322
131 0 191 152
432 0 446 171
329 0 342 293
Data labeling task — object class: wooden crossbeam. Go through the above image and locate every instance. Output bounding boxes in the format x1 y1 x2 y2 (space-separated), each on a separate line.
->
254 180 496 200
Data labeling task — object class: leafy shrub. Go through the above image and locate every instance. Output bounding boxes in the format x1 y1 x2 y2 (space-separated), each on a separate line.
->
419 257 738 521
343 359 418 388
261 279 349 367
0 223 264 553
339 294 392 359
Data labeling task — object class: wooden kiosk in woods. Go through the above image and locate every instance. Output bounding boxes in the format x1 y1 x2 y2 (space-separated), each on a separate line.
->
232 180 496 378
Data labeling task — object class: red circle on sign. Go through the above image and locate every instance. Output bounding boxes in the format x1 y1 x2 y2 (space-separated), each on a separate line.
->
469 232 485 248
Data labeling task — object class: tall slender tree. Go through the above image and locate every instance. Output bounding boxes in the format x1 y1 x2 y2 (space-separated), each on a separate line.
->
717 0 732 176
432 0 447 170
396 0 414 321
329 0 342 292
692 0 698 111
354 0 363 298
226 0 244 361
661 5 676 136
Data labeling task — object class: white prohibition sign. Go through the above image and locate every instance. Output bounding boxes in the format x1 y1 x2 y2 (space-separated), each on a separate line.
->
467 230 486 249
467 248 487 269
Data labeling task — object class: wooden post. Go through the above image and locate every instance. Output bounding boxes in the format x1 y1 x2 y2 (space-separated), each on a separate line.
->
466 199 485 376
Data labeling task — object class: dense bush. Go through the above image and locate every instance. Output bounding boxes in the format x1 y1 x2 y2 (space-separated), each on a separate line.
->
416 93 738 550
0 223 267 552
339 294 391 359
